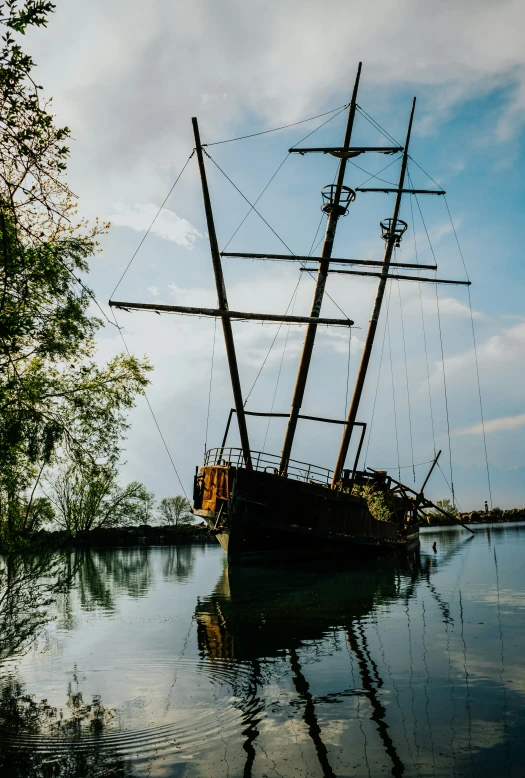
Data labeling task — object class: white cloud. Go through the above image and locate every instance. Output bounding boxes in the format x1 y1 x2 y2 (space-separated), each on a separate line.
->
147 286 159 297
110 203 202 249
420 295 480 319
454 412 525 436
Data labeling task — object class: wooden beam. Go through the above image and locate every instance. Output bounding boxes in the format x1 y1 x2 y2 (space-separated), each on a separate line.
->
222 252 437 271
289 146 402 155
109 300 354 326
356 187 445 195
192 117 253 469
302 268 470 285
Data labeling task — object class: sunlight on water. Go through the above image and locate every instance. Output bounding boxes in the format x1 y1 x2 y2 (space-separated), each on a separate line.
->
1 527 524 777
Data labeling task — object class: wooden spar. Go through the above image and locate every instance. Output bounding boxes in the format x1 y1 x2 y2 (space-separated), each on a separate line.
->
108 300 353 326
222 251 437 271
301 268 471 285
279 63 362 475
333 98 416 486
356 187 445 195
419 449 442 495
192 118 252 470
289 146 402 155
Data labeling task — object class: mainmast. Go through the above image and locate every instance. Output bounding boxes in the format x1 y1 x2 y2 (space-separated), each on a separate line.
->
332 99 416 485
192 118 252 469
279 64 362 474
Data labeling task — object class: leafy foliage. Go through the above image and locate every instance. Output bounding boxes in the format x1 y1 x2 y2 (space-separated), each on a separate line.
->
48 461 153 533
434 498 457 516
0 3 151 545
352 484 393 522
158 495 192 526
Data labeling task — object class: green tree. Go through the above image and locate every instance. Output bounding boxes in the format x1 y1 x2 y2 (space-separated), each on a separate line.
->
435 498 457 516
158 495 192 527
0 2 151 543
48 461 152 533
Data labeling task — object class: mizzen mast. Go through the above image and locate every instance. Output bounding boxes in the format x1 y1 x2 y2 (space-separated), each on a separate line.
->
279 63 363 474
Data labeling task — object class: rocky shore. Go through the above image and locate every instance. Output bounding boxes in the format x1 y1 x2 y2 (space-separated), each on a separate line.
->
427 507 525 526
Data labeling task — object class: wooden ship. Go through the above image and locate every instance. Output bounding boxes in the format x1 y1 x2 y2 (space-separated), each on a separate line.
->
110 63 472 563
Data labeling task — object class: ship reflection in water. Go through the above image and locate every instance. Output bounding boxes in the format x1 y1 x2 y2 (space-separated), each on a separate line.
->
195 530 525 778
1 528 525 776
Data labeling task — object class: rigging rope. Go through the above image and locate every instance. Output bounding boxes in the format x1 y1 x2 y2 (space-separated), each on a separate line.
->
345 326 352 416
387 299 401 481
262 277 302 451
204 150 352 321
395 268 416 481
444 195 493 509
348 157 398 187
437 461 462 512
364 282 393 467
242 275 302 407
409 192 437 454
204 317 217 455
111 309 189 500
354 154 403 190
355 105 402 147
203 103 350 146
220 103 348 253
411 181 455 505
110 151 195 299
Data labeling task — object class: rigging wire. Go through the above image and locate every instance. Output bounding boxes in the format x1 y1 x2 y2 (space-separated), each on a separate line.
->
203 103 350 146
437 462 462 513
110 151 195 300
387 298 401 481
204 317 218 455
354 154 403 190
348 157 398 187
364 283 393 468
262 277 302 451
242 275 303 407
410 179 456 505
308 214 325 257
204 149 352 321
344 326 352 416
373 458 435 471
220 103 349 253
111 308 189 500
443 195 493 509
62 263 120 330
394 265 416 481
356 105 402 147
409 192 437 454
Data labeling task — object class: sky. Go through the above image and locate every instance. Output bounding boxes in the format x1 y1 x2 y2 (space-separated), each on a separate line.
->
23 0 525 509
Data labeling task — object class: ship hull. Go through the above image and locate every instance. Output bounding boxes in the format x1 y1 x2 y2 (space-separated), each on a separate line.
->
194 465 417 564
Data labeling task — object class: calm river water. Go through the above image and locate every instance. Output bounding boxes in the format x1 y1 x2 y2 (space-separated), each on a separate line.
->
0 524 524 777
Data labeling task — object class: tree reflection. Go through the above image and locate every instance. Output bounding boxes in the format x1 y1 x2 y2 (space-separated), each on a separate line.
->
0 553 72 661
73 548 152 611
0 671 135 777
162 544 196 582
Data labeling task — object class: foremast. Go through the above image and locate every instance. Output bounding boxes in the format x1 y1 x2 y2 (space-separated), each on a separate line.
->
192 118 253 469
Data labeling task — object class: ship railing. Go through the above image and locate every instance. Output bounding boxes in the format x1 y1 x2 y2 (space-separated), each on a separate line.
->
203 447 334 486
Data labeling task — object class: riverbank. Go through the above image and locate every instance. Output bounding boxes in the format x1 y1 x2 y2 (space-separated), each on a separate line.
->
426 507 525 526
0 523 215 552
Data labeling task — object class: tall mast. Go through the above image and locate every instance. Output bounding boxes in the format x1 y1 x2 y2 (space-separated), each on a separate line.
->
192 117 252 469
279 63 362 474
332 98 416 485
